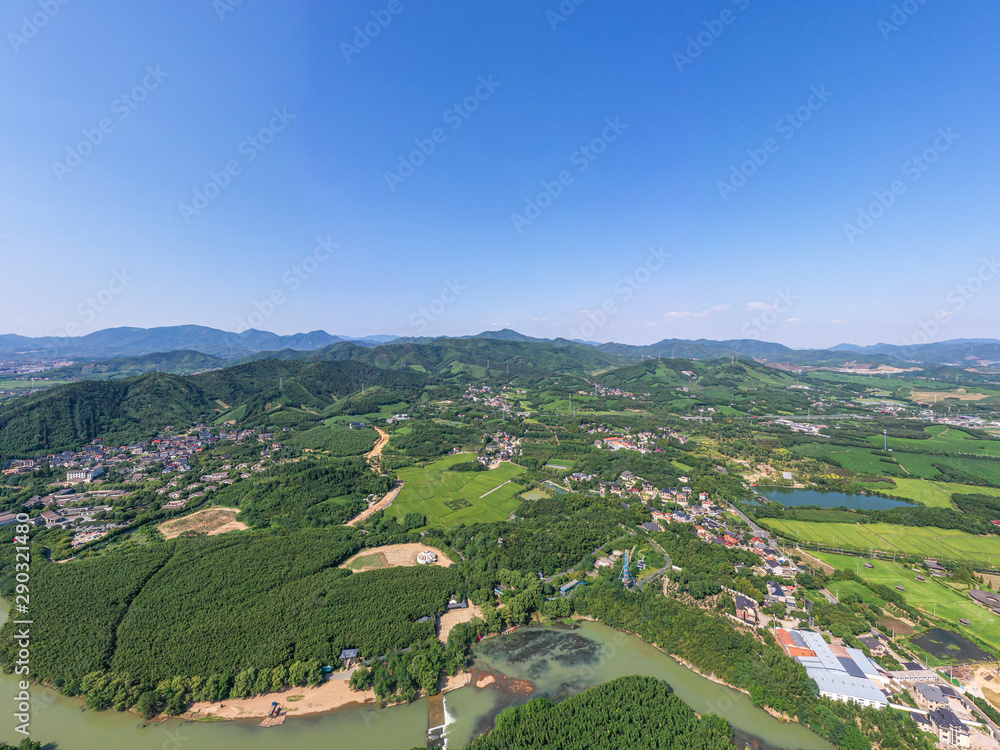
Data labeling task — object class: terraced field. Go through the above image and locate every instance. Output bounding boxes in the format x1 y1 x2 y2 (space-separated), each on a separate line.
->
764 520 1000 565
386 453 526 527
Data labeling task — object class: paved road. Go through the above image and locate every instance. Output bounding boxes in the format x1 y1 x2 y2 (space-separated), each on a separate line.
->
819 588 838 604
726 502 773 543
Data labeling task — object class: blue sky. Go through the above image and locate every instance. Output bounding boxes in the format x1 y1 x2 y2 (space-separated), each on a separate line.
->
1 0 998 348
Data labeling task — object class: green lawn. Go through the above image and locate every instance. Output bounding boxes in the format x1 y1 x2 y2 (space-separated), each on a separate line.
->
387 453 526 527
813 551 1000 655
765 519 1000 566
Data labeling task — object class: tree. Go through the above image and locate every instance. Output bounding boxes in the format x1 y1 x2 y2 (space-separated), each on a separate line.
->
135 690 159 719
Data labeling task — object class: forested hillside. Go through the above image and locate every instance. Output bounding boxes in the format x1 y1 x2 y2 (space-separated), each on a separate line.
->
0 529 462 704
0 374 209 456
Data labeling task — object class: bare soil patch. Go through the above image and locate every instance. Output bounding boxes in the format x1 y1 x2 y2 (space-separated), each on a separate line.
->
339 543 453 572
345 481 403 527
911 390 990 402
158 507 247 540
438 602 483 643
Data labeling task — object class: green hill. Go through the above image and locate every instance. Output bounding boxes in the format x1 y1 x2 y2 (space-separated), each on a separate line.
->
0 373 210 456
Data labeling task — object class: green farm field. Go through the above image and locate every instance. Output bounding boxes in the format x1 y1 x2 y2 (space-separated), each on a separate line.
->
876 477 1000 509
813 552 1000 655
867 425 1000 458
765 519 1000 566
387 453 526 527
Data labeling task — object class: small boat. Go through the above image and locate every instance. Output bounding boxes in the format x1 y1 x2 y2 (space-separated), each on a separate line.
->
916 576 925 582
959 618 970 626
896 585 905 591
864 563 874 569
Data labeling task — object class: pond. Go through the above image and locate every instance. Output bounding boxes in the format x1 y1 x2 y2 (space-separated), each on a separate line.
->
758 487 909 511
911 627 994 664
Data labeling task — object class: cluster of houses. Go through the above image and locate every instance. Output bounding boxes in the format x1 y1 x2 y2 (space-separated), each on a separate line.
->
596 470 692 504
588 384 649 401
584 424 683 454
767 418 828 436
3 424 229 482
480 431 521 462
464 384 513 413
0 486 124 543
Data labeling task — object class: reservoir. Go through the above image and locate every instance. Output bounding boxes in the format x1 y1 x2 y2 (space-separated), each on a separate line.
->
758 487 909 511
0 604 832 750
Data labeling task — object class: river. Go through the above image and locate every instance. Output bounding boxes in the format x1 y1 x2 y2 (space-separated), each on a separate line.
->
0 604 833 750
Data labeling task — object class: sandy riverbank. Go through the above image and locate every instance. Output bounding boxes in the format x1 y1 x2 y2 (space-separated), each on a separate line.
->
185 671 470 721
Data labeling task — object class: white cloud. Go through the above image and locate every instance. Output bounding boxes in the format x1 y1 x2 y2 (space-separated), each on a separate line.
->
663 304 728 320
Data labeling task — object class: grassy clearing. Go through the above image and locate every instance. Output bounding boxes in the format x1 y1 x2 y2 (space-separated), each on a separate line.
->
387 453 526 527
813 552 1000 654
765 520 1000 565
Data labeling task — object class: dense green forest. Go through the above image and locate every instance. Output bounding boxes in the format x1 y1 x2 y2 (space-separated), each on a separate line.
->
211 458 392 528
285 424 379 455
0 528 463 712
464 676 735 750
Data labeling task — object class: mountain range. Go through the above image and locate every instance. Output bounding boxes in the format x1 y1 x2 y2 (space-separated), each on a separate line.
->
2 325 999 368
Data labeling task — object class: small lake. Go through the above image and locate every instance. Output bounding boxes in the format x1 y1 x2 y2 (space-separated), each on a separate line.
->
758 487 909 511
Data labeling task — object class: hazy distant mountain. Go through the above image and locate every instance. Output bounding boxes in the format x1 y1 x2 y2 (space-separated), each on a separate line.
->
0 326 396 359
3 325 998 369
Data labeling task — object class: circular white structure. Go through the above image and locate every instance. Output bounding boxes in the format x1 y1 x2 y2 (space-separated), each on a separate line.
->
416 550 438 565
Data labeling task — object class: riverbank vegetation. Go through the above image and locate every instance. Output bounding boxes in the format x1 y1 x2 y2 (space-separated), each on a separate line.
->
466 675 736 750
